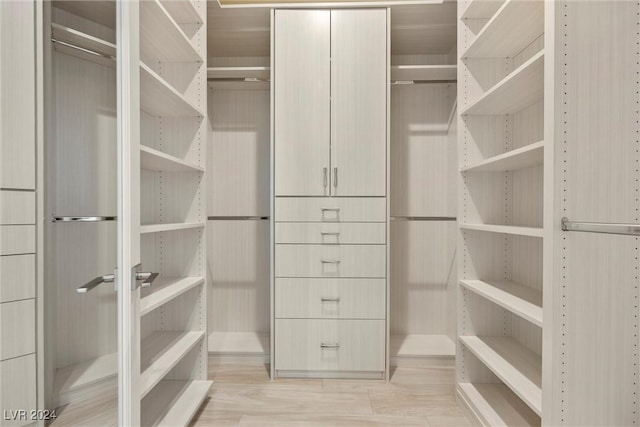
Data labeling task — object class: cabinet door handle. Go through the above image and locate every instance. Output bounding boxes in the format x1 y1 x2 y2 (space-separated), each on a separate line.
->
320 208 340 212
321 343 340 349
321 259 341 264
320 232 340 236
321 297 340 302
323 167 328 188
333 167 338 188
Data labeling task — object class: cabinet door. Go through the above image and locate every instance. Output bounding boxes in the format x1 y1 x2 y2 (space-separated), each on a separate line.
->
330 9 387 197
274 10 330 196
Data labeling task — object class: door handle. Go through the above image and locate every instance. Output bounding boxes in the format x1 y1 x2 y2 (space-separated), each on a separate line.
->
323 167 328 188
320 232 340 236
333 167 338 189
320 343 340 349
321 259 341 264
136 272 159 289
321 297 340 302
76 273 115 294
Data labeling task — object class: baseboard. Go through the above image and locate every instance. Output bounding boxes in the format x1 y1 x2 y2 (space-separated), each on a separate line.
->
391 355 455 368
275 370 385 379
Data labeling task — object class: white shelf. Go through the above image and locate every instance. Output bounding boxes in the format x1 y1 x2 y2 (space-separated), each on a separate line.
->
51 23 116 58
208 331 269 355
140 222 205 234
142 380 212 427
140 331 205 398
460 280 543 327
461 0 504 21
140 0 201 63
141 276 205 316
391 334 456 357
458 383 541 427
460 223 543 238
459 336 542 416
54 352 117 397
462 0 544 59
140 62 204 118
390 65 457 82
140 145 203 173
207 66 270 80
461 141 544 173
159 0 201 24
463 51 544 116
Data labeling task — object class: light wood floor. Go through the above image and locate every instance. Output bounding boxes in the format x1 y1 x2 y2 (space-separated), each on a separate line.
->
50 359 471 427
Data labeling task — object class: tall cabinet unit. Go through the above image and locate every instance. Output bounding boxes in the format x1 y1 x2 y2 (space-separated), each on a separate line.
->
272 8 389 378
457 0 544 425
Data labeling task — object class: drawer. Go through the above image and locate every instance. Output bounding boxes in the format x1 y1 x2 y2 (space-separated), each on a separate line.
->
275 319 385 372
0 225 35 255
0 255 36 303
0 299 35 360
0 191 35 225
275 244 386 278
275 222 386 244
275 197 386 222
276 278 386 319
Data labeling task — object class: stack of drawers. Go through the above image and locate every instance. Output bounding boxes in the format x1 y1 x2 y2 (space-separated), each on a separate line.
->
274 197 387 376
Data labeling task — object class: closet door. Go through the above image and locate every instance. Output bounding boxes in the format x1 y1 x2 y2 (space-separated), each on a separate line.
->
274 10 330 196
330 9 387 197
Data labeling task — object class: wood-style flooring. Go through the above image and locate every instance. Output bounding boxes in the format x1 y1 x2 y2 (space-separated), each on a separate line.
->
50 359 471 426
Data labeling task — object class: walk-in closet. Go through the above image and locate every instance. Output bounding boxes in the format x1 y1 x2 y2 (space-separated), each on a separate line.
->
1 0 639 426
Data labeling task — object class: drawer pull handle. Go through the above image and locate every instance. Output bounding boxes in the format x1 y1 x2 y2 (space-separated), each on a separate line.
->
321 297 340 302
321 343 340 349
321 208 340 212
321 259 341 264
321 232 340 236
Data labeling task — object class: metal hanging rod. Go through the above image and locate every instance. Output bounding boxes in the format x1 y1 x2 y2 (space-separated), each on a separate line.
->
561 217 640 236
208 216 269 221
391 216 457 221
51 39 116 61
391 80 456 85
207 77 270 82
52 216 117 223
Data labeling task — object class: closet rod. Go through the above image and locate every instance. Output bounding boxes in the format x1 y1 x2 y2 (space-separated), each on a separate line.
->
391 216 457 221
561 217 640 236
208 216 269 220
206 77 270 82
51 39 115 61
52 216 117 223
391 80 456 85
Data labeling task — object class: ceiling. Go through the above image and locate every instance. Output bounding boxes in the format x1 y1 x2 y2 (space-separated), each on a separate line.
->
207 1 457 59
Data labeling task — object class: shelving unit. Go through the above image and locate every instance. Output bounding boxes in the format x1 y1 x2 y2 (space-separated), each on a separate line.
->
141 277 205 316
140 145 204 173
458 0 545 423
140 63 204 118
390 64 457 82
141 380 212 427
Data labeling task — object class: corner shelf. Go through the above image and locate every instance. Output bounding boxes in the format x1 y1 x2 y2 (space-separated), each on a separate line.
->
462 0 544 59
140 63 204 118
160 0 201 25
461 141 544 173
140 145 204 173
140 331 205 398
460 279 543 327
462 51 544 116
458 383 540 427
460 0 504 21
141 276 205 316
140 222 205 234
140 0 202 63
459 336 542 416
460 223 543 238
390 65 457 82
141 380 212 427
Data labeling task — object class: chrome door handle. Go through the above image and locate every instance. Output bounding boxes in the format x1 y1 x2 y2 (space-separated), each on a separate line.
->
136 272 159 288
321 343 340 349
323 167 328 188
321 297 340 302
77 274 115 294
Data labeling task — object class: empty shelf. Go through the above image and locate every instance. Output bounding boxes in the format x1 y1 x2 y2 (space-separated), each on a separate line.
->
54 352 117 397
141 276 205 316
140 331 205 398
159 0 201 24
460 279 543 327
140 145 204 173
140 222 205 234
208 331 269 355
140 63 204 118
461 141 544 173
391 334 456 357
51 23 116 58
463 51 544 116
462 0 544 59
460 223 543 238
142 380 212 427
458 383 541 427
461 0 504 21
390 65 457 82
459 336 542 416
207 66 270 80
140 0 201 63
